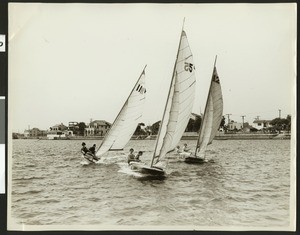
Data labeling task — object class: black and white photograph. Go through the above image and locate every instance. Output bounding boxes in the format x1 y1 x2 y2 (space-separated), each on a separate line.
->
7 3 296 231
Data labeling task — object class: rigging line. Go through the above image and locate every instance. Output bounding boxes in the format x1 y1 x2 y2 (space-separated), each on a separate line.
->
178 90 196 105
176 55 193 63
177 80 196 94
176 69 195 75
177 75 196 85
179 45 190 51
127 102 145 109
134 115 143 121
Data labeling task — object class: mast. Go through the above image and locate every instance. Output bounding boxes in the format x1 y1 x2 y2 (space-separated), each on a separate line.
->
194 55 217 155
96 65 147 154
150 20 185 167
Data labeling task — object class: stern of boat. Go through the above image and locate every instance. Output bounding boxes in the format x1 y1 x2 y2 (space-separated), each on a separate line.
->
184 155 207 164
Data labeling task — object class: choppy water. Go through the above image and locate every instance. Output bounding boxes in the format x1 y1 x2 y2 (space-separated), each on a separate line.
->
10 139 291 229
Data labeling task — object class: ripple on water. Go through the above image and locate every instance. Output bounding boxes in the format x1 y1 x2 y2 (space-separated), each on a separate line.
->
13 189 43 195
13 176 45 181
10 139 291 228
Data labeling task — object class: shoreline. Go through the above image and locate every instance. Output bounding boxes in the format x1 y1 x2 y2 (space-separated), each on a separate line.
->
16 133 291 140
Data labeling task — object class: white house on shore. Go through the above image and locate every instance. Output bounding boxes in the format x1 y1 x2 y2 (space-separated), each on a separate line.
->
252 119 272 130
47 123 73 139
85 120 111 136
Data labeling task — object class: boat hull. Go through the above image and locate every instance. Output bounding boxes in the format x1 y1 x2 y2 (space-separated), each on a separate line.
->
184 156 207 164
129 162 165 176
80 154 98 165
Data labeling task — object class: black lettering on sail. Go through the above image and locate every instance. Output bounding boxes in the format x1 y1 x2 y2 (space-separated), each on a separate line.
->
136 85 146 94
184 62 194 73
214 75 220 84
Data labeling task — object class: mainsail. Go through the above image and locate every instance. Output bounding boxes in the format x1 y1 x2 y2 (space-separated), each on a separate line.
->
151 30 196 167
96 67 147 157
195 58 223 157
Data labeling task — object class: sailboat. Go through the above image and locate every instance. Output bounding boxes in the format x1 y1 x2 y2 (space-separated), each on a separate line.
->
185 56 223 164
81 66 147 164
130 28 196 176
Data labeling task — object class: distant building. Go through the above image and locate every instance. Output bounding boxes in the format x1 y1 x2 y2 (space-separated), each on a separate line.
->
47 123 70 139
228 121 243 131
252 119 272 130
68 121 79 133
23 128 47 138
85 120 111 136
50 123 68 131
30 128 41 137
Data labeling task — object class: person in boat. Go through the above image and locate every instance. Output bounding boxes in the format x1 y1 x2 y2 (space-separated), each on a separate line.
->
81 142 97 162
175 146 181 154
89 144 99 161
81 142 90 155
134 151 143 162
89 144 96 155
175 145 191 158
127 148 136 164
183 143 190 152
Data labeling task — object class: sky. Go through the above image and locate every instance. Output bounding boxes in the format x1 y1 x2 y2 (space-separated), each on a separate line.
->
8 3 296 132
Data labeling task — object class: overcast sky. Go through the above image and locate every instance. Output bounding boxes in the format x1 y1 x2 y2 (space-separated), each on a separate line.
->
8 3 296 132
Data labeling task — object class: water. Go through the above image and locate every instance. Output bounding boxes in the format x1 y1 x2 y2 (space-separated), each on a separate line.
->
9 139 292 229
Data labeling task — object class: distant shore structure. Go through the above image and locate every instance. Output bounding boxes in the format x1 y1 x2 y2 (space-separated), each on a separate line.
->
13 113 291 140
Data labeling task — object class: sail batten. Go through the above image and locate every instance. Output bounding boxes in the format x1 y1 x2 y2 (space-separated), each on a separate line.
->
96 67 147 157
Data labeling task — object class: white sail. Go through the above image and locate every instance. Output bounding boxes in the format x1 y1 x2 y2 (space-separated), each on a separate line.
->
96 68 146 157
196 65 223 157
151 30 196 166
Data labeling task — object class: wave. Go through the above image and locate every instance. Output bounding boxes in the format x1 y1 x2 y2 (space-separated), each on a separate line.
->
168 170 182 177
14 189 43 195
24 163 36 167
34 199 60 204
56 164 71 168
117 163 144 177
13 176 45 181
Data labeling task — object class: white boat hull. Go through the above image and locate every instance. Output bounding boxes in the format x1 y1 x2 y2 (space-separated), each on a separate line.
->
129 162 165 176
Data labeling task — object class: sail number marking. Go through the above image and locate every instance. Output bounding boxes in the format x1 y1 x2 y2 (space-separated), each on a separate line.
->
136 84 146 94
184 62 195 73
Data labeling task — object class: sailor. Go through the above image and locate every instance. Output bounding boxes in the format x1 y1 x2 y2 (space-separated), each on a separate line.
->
127 148 135 164
81 143 98 162
135 151 143 162
81 142 90 155
183 143 190 152
175 146 181 154
89 144 96 155
89 144 99 161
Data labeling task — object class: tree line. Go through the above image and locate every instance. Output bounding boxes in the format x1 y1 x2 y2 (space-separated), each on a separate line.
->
133 114 291 136
47 114 291 137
